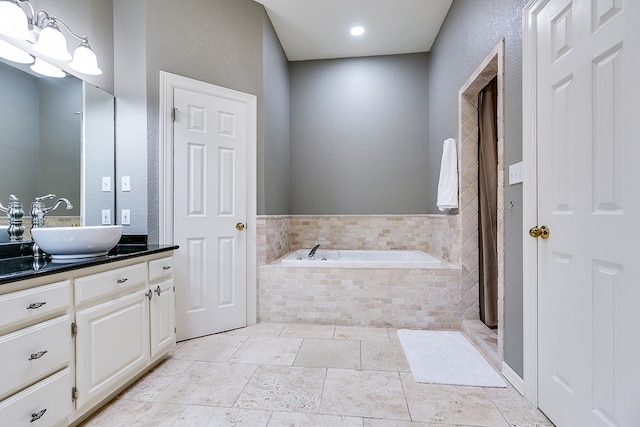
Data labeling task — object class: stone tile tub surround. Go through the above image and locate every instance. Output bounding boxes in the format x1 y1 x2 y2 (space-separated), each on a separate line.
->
257 215 464 329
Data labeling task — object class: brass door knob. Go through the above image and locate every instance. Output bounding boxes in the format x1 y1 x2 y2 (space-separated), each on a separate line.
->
529 225 550 239
236 222 245 231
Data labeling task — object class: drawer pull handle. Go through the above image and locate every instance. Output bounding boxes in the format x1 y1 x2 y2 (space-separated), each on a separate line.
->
26 302 47 310
116 278 128 284
155 285 162 296
30 409 46 423
28 350 48 361
162 265 171 271
146 290 153 300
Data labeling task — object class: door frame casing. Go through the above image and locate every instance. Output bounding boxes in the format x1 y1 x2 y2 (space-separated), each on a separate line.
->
522 0 543 407
158 70 257 326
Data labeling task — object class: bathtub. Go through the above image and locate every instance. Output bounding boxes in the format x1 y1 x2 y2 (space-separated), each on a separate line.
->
281 249 442 268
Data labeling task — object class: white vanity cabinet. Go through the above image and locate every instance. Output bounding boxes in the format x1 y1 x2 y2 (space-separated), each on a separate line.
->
74 262 150 411
0 280 72 427
0 249 176 427
148 256 175 358
72 254 176 419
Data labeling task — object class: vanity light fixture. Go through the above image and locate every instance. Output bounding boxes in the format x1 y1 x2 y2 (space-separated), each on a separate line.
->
0 0 102 76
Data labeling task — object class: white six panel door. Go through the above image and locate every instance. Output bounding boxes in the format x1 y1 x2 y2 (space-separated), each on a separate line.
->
173 87 248 340
535 1 640 426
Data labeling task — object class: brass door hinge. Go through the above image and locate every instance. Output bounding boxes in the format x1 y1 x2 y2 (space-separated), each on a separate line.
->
72 386 78 401
71 322 77 337
171 107 177 122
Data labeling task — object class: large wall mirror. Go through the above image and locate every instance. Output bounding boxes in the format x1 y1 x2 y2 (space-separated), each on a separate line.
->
0 59 115 244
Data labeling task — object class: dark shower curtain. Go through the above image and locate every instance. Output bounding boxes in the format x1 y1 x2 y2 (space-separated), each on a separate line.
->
478 77 498 329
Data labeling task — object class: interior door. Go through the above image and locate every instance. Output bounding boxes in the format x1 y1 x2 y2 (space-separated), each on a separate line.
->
534 1 640 426
173 87 248 341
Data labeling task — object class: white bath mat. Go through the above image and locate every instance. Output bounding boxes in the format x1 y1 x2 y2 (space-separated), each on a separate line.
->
397 329 506 387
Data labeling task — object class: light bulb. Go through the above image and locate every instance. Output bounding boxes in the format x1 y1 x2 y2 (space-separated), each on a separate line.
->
30 57 66 78
69 43 102 75
33 24 71 61
0 38 33 64
0 1 30 40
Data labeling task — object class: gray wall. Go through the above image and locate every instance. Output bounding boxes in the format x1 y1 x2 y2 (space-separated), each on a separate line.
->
289 54 429 214
38 77 82 216
83 84 116 225
263 15 290 215
114 0 268 240
0 62 39 205
428 0 525 376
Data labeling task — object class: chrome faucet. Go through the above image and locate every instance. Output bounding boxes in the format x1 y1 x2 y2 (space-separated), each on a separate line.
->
308 244 320 259
30 194 73 229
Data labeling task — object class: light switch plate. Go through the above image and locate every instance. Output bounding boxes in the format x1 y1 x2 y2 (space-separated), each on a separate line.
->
509 162 523 185
121 209 131 225
101 209 111 225
121 176 131 192
102 177 111 192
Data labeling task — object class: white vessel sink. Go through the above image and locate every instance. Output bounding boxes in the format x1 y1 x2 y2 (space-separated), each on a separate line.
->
31 225 124 259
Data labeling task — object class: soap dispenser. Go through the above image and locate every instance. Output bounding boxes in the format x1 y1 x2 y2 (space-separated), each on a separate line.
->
0 195 25 241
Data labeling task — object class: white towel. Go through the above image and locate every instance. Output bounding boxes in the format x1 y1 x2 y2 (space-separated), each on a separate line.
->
436 138 459 211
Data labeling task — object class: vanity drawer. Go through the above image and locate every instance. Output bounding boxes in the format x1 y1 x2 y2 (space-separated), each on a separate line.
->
149 256 174 281
0 315 71 400
75 262 147 305
0 367 71 427
0 281 70 330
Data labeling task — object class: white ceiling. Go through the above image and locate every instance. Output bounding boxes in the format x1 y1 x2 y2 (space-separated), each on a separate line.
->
254 0 453 61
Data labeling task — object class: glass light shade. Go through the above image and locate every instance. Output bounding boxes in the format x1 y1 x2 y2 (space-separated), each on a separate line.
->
0 1 30 40
30 57 65 78
0 38 33 63
33 24 71 61
69 43 102 75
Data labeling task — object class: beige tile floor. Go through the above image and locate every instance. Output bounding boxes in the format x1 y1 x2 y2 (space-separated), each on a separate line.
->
80 324 554 427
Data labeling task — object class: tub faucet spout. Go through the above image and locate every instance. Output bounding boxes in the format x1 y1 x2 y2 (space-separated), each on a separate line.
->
308 244 320 259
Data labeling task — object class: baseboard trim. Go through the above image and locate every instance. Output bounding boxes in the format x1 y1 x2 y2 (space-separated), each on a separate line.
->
502 362 525 395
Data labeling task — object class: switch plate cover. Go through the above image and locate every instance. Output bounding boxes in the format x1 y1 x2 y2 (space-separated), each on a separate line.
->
101 210 111 225
102 177 111 192
509 162 523 185
121 209 131 225
121 176 131 192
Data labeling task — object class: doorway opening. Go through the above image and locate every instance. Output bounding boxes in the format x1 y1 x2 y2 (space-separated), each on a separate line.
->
458 40 507 380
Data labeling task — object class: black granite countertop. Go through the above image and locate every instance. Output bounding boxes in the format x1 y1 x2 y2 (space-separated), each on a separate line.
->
0 244 179 286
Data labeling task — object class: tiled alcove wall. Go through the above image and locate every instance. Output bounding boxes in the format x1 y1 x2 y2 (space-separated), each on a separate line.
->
257 214 466 328
257 215 461 266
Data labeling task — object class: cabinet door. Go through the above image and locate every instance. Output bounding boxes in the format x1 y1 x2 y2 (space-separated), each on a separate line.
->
75 291 150 410
150 278 175 358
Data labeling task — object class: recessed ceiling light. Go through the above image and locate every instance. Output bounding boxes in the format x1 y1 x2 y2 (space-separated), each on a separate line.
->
350 26 365 36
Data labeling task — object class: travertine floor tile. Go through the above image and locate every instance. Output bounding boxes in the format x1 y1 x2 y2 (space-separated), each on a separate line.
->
235 365 325 413
268 411 363 426
484 385 554 426
280 323 336 339
153 361 257 406
172 333 248 362
230 336 302 365
320 368 410 420
335 326 391 341
80 399 186 427
401 372 509 426
119 358 193 401
361 340 410 372
172 406 271 427
225 323 285 337
294 338 360 369
79 324 553 427
364 420 467 427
